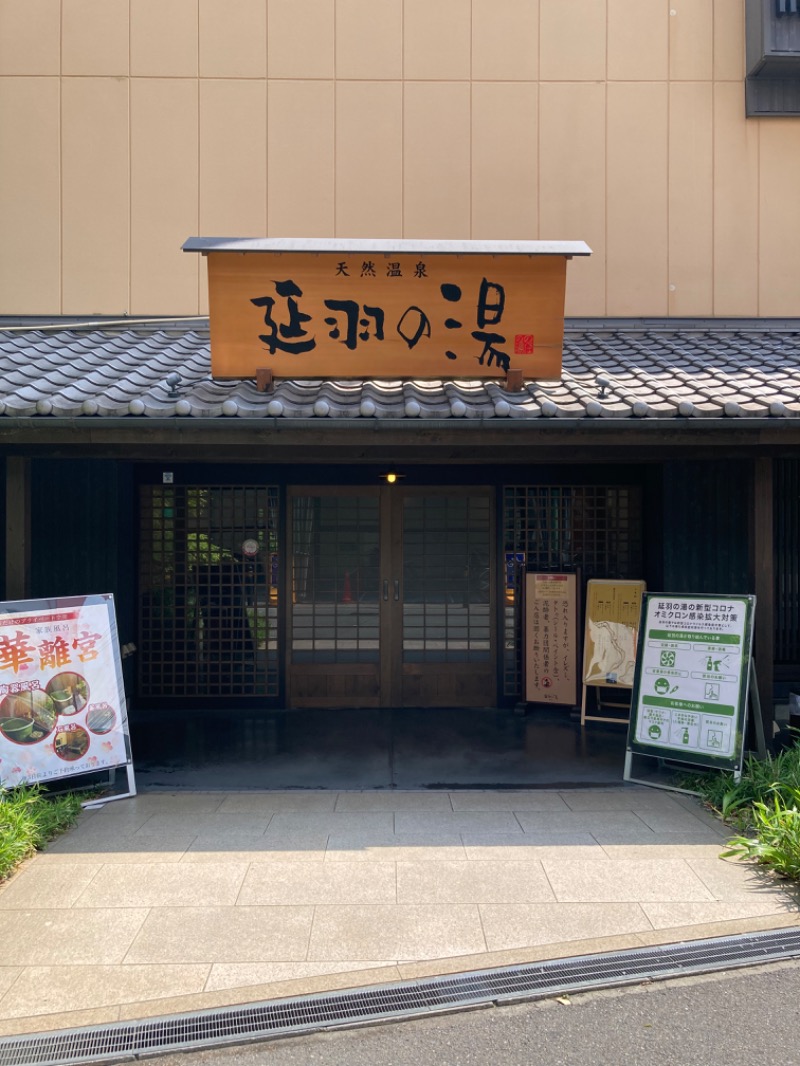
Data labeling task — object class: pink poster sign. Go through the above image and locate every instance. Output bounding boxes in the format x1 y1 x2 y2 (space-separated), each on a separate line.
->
0 594 131 789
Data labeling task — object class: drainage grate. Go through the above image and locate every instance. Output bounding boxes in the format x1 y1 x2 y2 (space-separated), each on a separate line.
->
3 927 800 1066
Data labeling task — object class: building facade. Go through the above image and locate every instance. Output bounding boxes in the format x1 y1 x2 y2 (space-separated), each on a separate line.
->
1 1 799 776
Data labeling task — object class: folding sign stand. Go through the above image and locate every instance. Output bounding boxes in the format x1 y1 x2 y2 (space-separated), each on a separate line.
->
624 661 765 794
624 593 757 794
580 579 646 728
580 684 632 726
82 723 137 809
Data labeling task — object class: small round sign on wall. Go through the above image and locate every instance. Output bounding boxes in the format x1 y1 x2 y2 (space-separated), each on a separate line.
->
241 539 259 558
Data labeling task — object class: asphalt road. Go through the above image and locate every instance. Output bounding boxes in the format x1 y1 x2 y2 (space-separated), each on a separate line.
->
151 960 800 1066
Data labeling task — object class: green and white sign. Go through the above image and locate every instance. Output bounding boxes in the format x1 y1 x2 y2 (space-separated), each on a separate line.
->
627 593 755 772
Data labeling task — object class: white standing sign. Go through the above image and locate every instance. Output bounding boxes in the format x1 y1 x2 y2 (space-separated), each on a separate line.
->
627 593 755 774
0 594 133 790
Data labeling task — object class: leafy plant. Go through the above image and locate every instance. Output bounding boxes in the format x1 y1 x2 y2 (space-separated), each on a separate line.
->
0 784 82 882
722 787 800 880
680 738 800 823
679 734 800 880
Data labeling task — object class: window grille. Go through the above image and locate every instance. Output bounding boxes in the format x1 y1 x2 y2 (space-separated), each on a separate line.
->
502 485 642 698
138 485 279 698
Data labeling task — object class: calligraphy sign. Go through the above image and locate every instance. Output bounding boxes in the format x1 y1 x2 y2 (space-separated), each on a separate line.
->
525 573 578 706
0 594 132 789
185 239 591 380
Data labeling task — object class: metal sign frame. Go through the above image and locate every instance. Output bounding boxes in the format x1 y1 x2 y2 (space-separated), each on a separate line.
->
624 592 756 788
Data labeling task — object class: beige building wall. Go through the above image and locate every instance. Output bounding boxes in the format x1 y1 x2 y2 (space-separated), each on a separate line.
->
0 0 796 317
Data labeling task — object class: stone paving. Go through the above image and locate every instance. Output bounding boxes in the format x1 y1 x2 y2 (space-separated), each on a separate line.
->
0 787 797 1037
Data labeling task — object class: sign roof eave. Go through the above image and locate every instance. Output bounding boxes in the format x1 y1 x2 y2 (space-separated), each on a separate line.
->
182 237 592 257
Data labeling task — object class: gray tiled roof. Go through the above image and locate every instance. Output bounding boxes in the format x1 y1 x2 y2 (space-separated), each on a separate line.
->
0 319 799 423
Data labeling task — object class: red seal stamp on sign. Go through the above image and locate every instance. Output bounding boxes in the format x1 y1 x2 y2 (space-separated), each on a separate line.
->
515 334 534 355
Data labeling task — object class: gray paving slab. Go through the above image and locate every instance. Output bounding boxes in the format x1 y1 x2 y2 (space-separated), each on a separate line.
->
559 790 688 812
237 861 397 906
325 836 468 861
396 860 555 905
642 897 799 930
218 793 338 814
124 906 315 964
334 792 454 812
685 857 800 901
478 902 652 951
0 909 148 965
0 863 103 908
541 858 716 903
395 811 524 835
516 810 650 835
449 791 571 812
72 862 247 908
266 812 395 836
307 904 488 961
130 813 272 839
0 964 210 1021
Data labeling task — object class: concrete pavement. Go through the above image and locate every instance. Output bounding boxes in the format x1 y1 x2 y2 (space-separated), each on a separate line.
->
0 786 797 1037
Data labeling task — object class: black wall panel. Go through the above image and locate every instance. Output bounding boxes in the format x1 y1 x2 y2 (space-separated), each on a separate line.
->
662 460 750 595
30 459 136 649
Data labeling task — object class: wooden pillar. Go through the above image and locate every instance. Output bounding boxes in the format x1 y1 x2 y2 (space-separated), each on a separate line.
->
752 457 774 740
5 457 31 601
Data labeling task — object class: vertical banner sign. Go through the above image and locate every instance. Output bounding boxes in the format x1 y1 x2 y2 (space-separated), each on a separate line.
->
525 573 578 706
0 594 132 789
582 580 646 688
627 593 755 771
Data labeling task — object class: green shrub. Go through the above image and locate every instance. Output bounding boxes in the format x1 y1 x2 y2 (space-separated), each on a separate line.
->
681 738 800 824
722 787 800 880
0 784 83 882
680 735 800 880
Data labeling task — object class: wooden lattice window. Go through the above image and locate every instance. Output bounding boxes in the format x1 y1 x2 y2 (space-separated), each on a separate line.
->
138 485 280 698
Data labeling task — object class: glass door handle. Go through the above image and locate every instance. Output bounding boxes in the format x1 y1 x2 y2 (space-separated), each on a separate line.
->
394 579 400 601
383 579 389 601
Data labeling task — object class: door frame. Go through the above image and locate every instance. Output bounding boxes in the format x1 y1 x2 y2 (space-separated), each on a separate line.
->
285 484 496 709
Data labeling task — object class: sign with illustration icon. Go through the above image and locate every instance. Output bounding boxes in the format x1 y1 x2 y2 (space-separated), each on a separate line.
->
580 579 646 725
0 594 133 791
625 593 755 777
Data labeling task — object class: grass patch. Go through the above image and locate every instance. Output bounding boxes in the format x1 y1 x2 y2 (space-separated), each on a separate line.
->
0 784 83 883
681 736 800 880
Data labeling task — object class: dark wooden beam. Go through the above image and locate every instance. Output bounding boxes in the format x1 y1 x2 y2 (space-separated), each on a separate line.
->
5 457 30 600
752 457 775 742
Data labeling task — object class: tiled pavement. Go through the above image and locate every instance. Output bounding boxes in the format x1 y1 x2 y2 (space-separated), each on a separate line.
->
0 787 798 1037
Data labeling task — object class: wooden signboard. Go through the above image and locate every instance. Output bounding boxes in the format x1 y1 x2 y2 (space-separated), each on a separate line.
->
581 579 646 725
183 238 591 381
525 573 578 706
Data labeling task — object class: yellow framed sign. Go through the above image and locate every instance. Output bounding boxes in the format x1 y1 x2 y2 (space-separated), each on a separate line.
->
582 579 646 689
184 238 591 381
